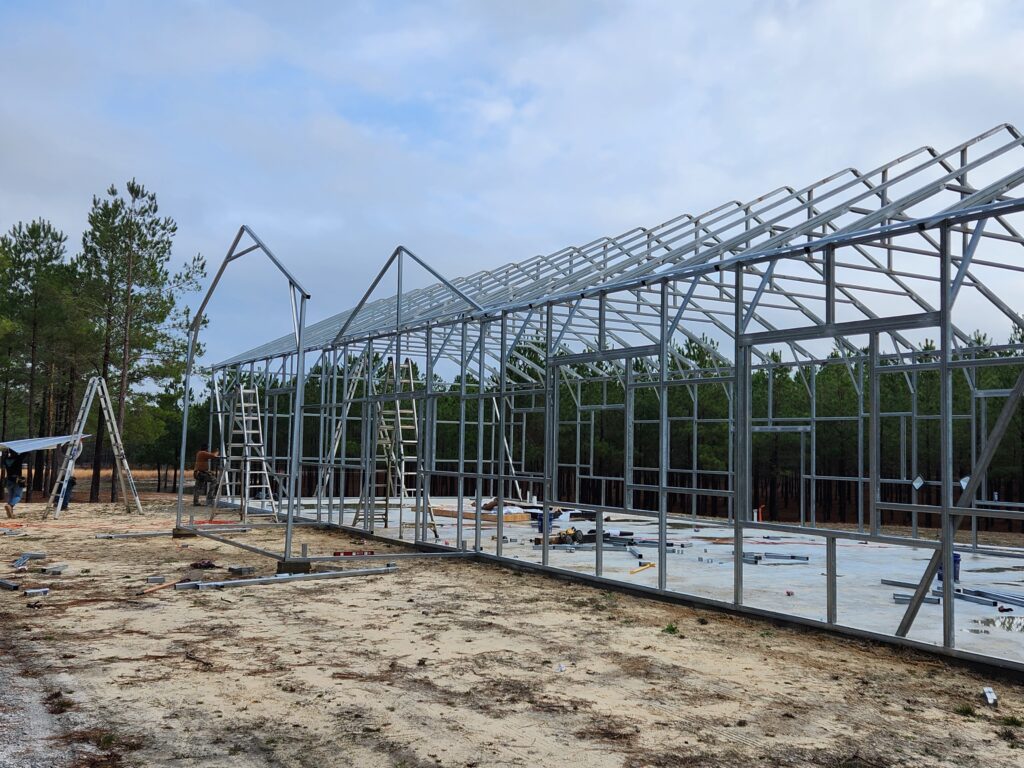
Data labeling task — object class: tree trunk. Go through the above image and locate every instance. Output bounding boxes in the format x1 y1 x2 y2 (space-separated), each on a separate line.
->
90 311 114 503
25 298 38 500
1 354 9 441
32 375 52 493
112 252 135 504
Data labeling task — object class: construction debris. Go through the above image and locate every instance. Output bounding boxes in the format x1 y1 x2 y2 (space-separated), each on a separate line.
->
228 566 256 576
960 587 1024 608
0 579 20 591
629 562 656 575
983 687 999 707
893 593 940 605
42 563 68 575
930 589 997 606
146 575 166 584
881 578 919 589
175 565 398 590
12 552 45 569
24 587 49 597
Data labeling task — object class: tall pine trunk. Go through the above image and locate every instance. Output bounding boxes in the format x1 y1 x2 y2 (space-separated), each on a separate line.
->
113 249 135 504
25 297 39 500
90 309 114 503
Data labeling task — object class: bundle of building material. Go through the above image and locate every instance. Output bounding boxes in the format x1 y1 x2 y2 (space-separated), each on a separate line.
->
959 587 1024 608
893 592 940 605
431 505 532 523
930 589 996 606
12 552 45 569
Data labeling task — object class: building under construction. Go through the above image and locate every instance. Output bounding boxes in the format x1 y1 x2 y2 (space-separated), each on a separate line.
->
178 124 1024 672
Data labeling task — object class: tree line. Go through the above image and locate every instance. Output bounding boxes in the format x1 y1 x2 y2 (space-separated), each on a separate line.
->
0 181 206 502
289 333 1024 530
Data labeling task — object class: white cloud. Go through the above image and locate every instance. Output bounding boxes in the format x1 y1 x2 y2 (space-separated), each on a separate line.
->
1 0 1023 365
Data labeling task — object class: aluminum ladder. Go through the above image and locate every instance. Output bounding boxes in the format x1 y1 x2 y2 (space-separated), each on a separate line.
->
46 376 143 518
214 387 277 520
355 358 437 537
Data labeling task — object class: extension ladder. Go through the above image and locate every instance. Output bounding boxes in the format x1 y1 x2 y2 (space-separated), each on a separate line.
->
354 358 437 537
46 377 143 518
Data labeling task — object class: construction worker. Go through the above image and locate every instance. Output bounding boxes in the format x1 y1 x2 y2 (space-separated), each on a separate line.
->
3 449 26 518
192 444 219 506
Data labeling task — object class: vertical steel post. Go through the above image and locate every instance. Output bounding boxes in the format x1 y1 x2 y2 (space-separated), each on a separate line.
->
809 366 817 527
457 323 467 549
283 289 307 562
826 536 837 624
733 266 748 605
869 333 880 537
938 224 956 647
857 357 865 533
543 305 555 568
658 280 669 591
496 313 507 558
475 323 486 552
911 369 919 538
175 331 197 530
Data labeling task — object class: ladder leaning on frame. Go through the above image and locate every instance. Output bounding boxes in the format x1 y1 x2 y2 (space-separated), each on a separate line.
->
354 357 438 537
213 386 277 521
46 377 144 519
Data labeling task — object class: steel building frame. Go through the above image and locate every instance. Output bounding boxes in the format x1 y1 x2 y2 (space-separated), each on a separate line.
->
182 124 1024 671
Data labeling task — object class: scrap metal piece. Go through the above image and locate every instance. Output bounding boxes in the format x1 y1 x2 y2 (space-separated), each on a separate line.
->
174 565 398 590
12 553 45 569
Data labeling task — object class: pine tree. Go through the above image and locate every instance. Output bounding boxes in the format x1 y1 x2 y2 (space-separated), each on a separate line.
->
79 180 204 502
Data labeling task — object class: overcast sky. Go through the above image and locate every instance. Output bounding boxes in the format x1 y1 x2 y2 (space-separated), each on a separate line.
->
2 0 1023 366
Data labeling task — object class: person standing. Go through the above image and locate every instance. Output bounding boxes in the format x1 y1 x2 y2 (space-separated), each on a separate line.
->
3 450 26 518
192 444 219 506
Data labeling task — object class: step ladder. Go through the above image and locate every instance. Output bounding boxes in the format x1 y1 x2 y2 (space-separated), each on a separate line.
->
214 387 277 520
46 377 143 519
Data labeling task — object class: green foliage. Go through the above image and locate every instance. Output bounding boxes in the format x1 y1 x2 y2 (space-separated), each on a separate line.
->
0 181 204 499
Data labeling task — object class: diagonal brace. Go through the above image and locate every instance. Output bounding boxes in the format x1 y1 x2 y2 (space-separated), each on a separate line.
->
895 367 1024 637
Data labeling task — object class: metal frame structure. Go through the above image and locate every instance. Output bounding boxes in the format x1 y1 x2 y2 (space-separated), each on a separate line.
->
190 125 1024 670
175 226 309 561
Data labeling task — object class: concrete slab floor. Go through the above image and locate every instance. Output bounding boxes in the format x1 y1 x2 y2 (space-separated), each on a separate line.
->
292 496 1024 665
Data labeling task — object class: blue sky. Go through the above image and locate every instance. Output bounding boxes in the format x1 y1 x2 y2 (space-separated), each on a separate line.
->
2 0 1024 366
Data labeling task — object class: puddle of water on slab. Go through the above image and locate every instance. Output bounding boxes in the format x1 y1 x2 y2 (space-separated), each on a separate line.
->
974 617 1024 632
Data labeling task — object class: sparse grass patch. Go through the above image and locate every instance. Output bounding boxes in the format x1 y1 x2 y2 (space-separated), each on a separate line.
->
954 703 976 717
996 726 1019 745
44 690 75 714
1000 715 1024 727
663 622 678 635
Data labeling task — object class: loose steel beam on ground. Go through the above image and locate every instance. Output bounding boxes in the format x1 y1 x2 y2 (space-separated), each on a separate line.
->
189 529 285 561
299 552 473 562
174 565 398 590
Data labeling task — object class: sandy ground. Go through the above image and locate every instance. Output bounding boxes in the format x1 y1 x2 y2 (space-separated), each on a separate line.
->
2 500 1024 767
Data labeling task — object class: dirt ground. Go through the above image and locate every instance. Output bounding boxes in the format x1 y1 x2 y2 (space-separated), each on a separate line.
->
2 501 1024 767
